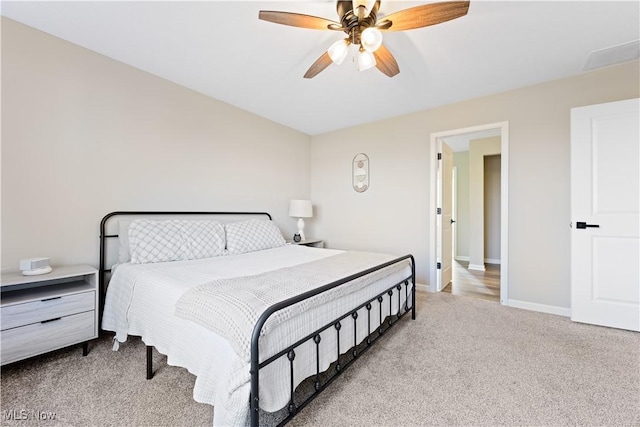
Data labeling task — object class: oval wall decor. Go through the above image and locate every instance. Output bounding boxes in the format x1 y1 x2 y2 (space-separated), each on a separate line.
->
352 153 369 193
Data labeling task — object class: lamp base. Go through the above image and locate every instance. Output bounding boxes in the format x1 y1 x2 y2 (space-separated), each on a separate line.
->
296 217 306 241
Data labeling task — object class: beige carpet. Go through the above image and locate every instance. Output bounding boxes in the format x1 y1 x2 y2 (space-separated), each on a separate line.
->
2 292 639 426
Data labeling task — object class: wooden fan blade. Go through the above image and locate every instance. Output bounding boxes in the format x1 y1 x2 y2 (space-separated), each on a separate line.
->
304 52 334 79
259 11 342 30
373 45 400 77
378 1 470 32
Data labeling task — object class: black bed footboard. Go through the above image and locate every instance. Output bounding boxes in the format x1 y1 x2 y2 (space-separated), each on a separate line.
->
249 254 416 427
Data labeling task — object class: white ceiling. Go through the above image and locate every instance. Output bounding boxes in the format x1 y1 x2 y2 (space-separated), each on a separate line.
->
2 1 638 136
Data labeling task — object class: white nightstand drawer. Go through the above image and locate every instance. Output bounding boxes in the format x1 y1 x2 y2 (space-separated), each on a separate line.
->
1 311 94 365
1 291 95 331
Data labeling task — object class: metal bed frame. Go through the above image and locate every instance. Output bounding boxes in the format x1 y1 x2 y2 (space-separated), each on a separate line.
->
99 211 415 426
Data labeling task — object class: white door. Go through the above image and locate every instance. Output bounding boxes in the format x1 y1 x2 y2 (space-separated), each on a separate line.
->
571 98 640 331
437 142 454 291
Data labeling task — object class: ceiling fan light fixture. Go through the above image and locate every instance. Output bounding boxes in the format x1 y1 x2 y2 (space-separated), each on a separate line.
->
357 48 376 71
361 27 383 52
328 39 350 65
259 1 471 79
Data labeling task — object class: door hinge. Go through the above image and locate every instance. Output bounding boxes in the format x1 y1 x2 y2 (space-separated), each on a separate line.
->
437 262 441 269
437 153 442 160
437 207 442 214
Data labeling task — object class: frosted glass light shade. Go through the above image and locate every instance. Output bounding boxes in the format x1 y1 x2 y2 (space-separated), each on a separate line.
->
289 199 313 218
328 39 350 65
361 27 383 52
352 0 376 17
357 49 376 71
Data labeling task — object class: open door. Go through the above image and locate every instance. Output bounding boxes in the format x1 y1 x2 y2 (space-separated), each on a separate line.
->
437 141 453 291
571 98 639 331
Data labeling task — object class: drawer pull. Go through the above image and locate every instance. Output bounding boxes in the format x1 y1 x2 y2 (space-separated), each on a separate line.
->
41 317 61 324
41 297 62 302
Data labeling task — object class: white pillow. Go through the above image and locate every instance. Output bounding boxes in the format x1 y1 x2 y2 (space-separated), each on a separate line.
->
225 219 286 255
118 220 132 263
128 219 225 264
181 220 226 260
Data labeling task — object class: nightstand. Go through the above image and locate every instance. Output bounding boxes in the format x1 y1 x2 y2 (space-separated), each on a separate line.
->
0 265 98 365
287 238 324 248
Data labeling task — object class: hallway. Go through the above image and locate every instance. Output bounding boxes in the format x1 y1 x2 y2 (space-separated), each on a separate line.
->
442 260 500 302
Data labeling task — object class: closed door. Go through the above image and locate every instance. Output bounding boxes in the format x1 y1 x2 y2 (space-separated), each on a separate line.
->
570 98 639 331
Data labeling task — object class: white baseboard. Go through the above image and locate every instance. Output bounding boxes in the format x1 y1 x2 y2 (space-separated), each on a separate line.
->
468 264 486 271
507 299 571 317
415 283 430 293
454 257 500 265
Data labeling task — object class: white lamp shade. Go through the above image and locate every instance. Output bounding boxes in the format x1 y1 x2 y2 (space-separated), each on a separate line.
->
328 39 350 65
361 27 383 52
289 199 313 218
357 49 376 71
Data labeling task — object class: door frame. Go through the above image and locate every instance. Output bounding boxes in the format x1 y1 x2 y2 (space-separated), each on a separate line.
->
429 121 510 305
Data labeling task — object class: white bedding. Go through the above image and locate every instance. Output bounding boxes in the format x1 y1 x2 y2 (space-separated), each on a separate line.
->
101 245 412 426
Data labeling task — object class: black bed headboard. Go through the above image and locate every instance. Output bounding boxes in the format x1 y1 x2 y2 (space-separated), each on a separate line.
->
98 211 272 321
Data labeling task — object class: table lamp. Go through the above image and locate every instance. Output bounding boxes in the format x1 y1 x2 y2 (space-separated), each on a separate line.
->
288 199 313 241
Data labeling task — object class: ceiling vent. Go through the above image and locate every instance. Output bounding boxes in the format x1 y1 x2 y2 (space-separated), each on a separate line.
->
583 40 640 71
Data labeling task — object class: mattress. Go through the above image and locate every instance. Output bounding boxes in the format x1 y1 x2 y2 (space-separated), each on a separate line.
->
101 244 412 426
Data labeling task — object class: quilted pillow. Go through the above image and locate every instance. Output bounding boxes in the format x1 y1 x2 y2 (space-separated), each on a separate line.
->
225 219 286 255
129 219 225 264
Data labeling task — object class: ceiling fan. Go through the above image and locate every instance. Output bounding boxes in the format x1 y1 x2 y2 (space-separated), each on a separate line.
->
259 1 470 79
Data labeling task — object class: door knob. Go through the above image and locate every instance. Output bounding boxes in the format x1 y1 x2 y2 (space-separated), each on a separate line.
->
450 219 456 224
576 221 599 229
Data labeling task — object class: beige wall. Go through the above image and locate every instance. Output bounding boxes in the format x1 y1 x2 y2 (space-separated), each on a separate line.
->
310 60 639 310
2 17 639 312
469 137 501 269
1 18 311 270
484 154 501 263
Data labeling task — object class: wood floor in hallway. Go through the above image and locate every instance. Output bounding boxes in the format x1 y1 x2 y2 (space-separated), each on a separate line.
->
442 260 500 302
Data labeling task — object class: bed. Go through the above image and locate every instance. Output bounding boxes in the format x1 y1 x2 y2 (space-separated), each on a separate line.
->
99 211 415 426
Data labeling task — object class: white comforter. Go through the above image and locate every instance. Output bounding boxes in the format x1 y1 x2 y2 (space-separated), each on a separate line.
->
101 245 412 426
